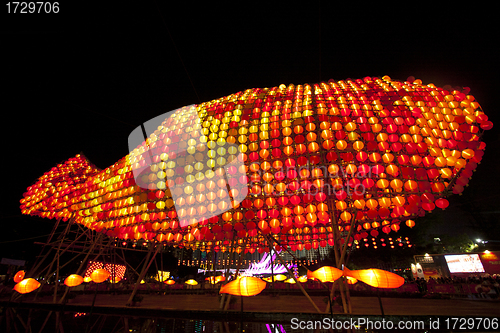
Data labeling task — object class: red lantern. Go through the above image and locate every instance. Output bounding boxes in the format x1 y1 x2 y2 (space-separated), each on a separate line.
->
405 220 415 228
435 198 449 209
343 267 404 288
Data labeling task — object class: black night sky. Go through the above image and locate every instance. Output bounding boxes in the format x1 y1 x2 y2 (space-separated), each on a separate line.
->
1 2 499 262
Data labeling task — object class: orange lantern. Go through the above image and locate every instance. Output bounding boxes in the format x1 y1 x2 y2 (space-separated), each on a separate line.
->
307 266 343 282
219 276 266 296
90 269 110 283
13 270 25 283
273 274 287 281
14 278 40 294
165 279 176 285
343 267 404 288
64 274 84 287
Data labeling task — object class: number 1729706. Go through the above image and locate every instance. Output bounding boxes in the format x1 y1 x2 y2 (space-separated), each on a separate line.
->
6 2 59 13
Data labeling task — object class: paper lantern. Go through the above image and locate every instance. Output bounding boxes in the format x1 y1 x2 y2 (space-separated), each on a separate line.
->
64 274 84 287
284 278 296 284
343 267 404 288
219 276 266 296
165 279 175 285
90 269 110 283
185 279 198 285
273 274 287 281
13 270 25 283
14 278 40 294
83 276 92 283
307 266 343 282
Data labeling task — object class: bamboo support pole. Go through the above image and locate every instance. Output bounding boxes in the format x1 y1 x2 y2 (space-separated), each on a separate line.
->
126 245 159 306
223 241 246 310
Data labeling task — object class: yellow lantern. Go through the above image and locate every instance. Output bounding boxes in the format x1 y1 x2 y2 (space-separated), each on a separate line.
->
274 274 287 281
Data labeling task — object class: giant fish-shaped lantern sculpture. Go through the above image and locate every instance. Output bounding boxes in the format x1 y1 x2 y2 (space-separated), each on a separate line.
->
20 76 492 254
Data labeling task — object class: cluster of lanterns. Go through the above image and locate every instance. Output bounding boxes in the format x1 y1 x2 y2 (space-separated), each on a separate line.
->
12 265 403 296
355 236 411 249
307 266 404 288
219 265 404 297
20 76 491 254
